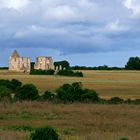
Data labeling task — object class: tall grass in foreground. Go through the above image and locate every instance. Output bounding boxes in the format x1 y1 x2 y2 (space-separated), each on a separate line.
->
0 102 140 140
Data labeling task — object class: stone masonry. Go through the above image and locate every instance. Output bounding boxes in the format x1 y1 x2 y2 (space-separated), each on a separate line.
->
9 50 54 72
9 50 31 72
34 56 54 70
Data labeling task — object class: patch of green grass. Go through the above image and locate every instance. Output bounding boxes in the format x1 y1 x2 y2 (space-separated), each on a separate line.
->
62 128 78 135
0 112 61 120
0 114 17 120
4 125 34 132
43 113 61 119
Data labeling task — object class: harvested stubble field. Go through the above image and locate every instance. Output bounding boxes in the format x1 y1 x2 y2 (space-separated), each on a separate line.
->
0 102 140 140
0 70 140 140
0 70 140 99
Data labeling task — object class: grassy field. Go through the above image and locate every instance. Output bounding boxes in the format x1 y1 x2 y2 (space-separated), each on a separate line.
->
0 102 140 140
0 70 140 99
0 70 140 139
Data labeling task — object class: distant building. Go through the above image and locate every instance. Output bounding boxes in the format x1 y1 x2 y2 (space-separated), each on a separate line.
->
9 50 31 72
34 56 54 70
9 50 54 72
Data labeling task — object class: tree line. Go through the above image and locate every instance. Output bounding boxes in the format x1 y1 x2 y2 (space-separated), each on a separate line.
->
72 57 140 70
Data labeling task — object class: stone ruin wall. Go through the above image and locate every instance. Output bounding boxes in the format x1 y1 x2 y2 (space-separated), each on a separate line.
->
9 50 54 72
34 57 54 70
9 57 31 72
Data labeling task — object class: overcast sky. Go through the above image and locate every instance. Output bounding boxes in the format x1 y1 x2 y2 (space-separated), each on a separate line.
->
0 0 140 67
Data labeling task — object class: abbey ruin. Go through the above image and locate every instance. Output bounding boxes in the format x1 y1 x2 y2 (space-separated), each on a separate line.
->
9 50 31 72
9 50 54 72
34 56 54 70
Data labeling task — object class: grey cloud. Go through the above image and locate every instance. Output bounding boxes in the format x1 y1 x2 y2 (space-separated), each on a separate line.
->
0 0 140 55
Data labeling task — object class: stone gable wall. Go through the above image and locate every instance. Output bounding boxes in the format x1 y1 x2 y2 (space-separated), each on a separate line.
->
34 57 54 70
9 51 54 72
9 56 31 72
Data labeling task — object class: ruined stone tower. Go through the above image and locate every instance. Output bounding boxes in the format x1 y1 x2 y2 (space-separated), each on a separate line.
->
34 56 54 70
9 50 31 72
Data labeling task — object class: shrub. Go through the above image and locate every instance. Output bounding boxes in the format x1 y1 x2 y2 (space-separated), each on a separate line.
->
0 79 13 90
57 70 83 77
56 84 73 102
74 71 83 77
0 79 22 92
56 82 99 103
132 99 140 105
82 89 99 102
29 126 60 140
0 86 12 100
15 84 39 101
11 79 22 91
108 97 124 104
56 82 84 102
41 91 55 101
119 137 129 140
30 69 55 75
124 99 132 104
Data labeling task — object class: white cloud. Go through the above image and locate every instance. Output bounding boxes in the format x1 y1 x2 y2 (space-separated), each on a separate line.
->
0 0 30 10
44 5 77 21
123 0 140 17
106 19 129 32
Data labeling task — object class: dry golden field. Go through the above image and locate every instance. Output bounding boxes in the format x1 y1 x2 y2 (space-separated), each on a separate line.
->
0 70 140 99
0 102 140 140
0 70 140 140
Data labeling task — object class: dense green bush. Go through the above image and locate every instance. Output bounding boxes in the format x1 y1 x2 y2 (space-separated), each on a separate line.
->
132 99 140 105
56 82 83 102
56 84 73 102
56 82 99 102
0 79 22 92
11 79 22 91
57 70 83 77
82 89 99 102
108 97 124 104
30 69 55 75
15 84 39 101
0 86 12 100
41 91 55 101
119 137 129 140
0 79 13 90
29 126 60 140
74 71 83 77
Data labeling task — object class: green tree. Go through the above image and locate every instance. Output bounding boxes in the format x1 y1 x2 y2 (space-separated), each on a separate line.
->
15 84 39 100
54 60 70 70
0 79 13 90
29 126 60 140
57 69 83 77
0 86 12 100
56 82 99 102
82 89 99 102
41 91 55 101
11 79 22 91
125 57 140 70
